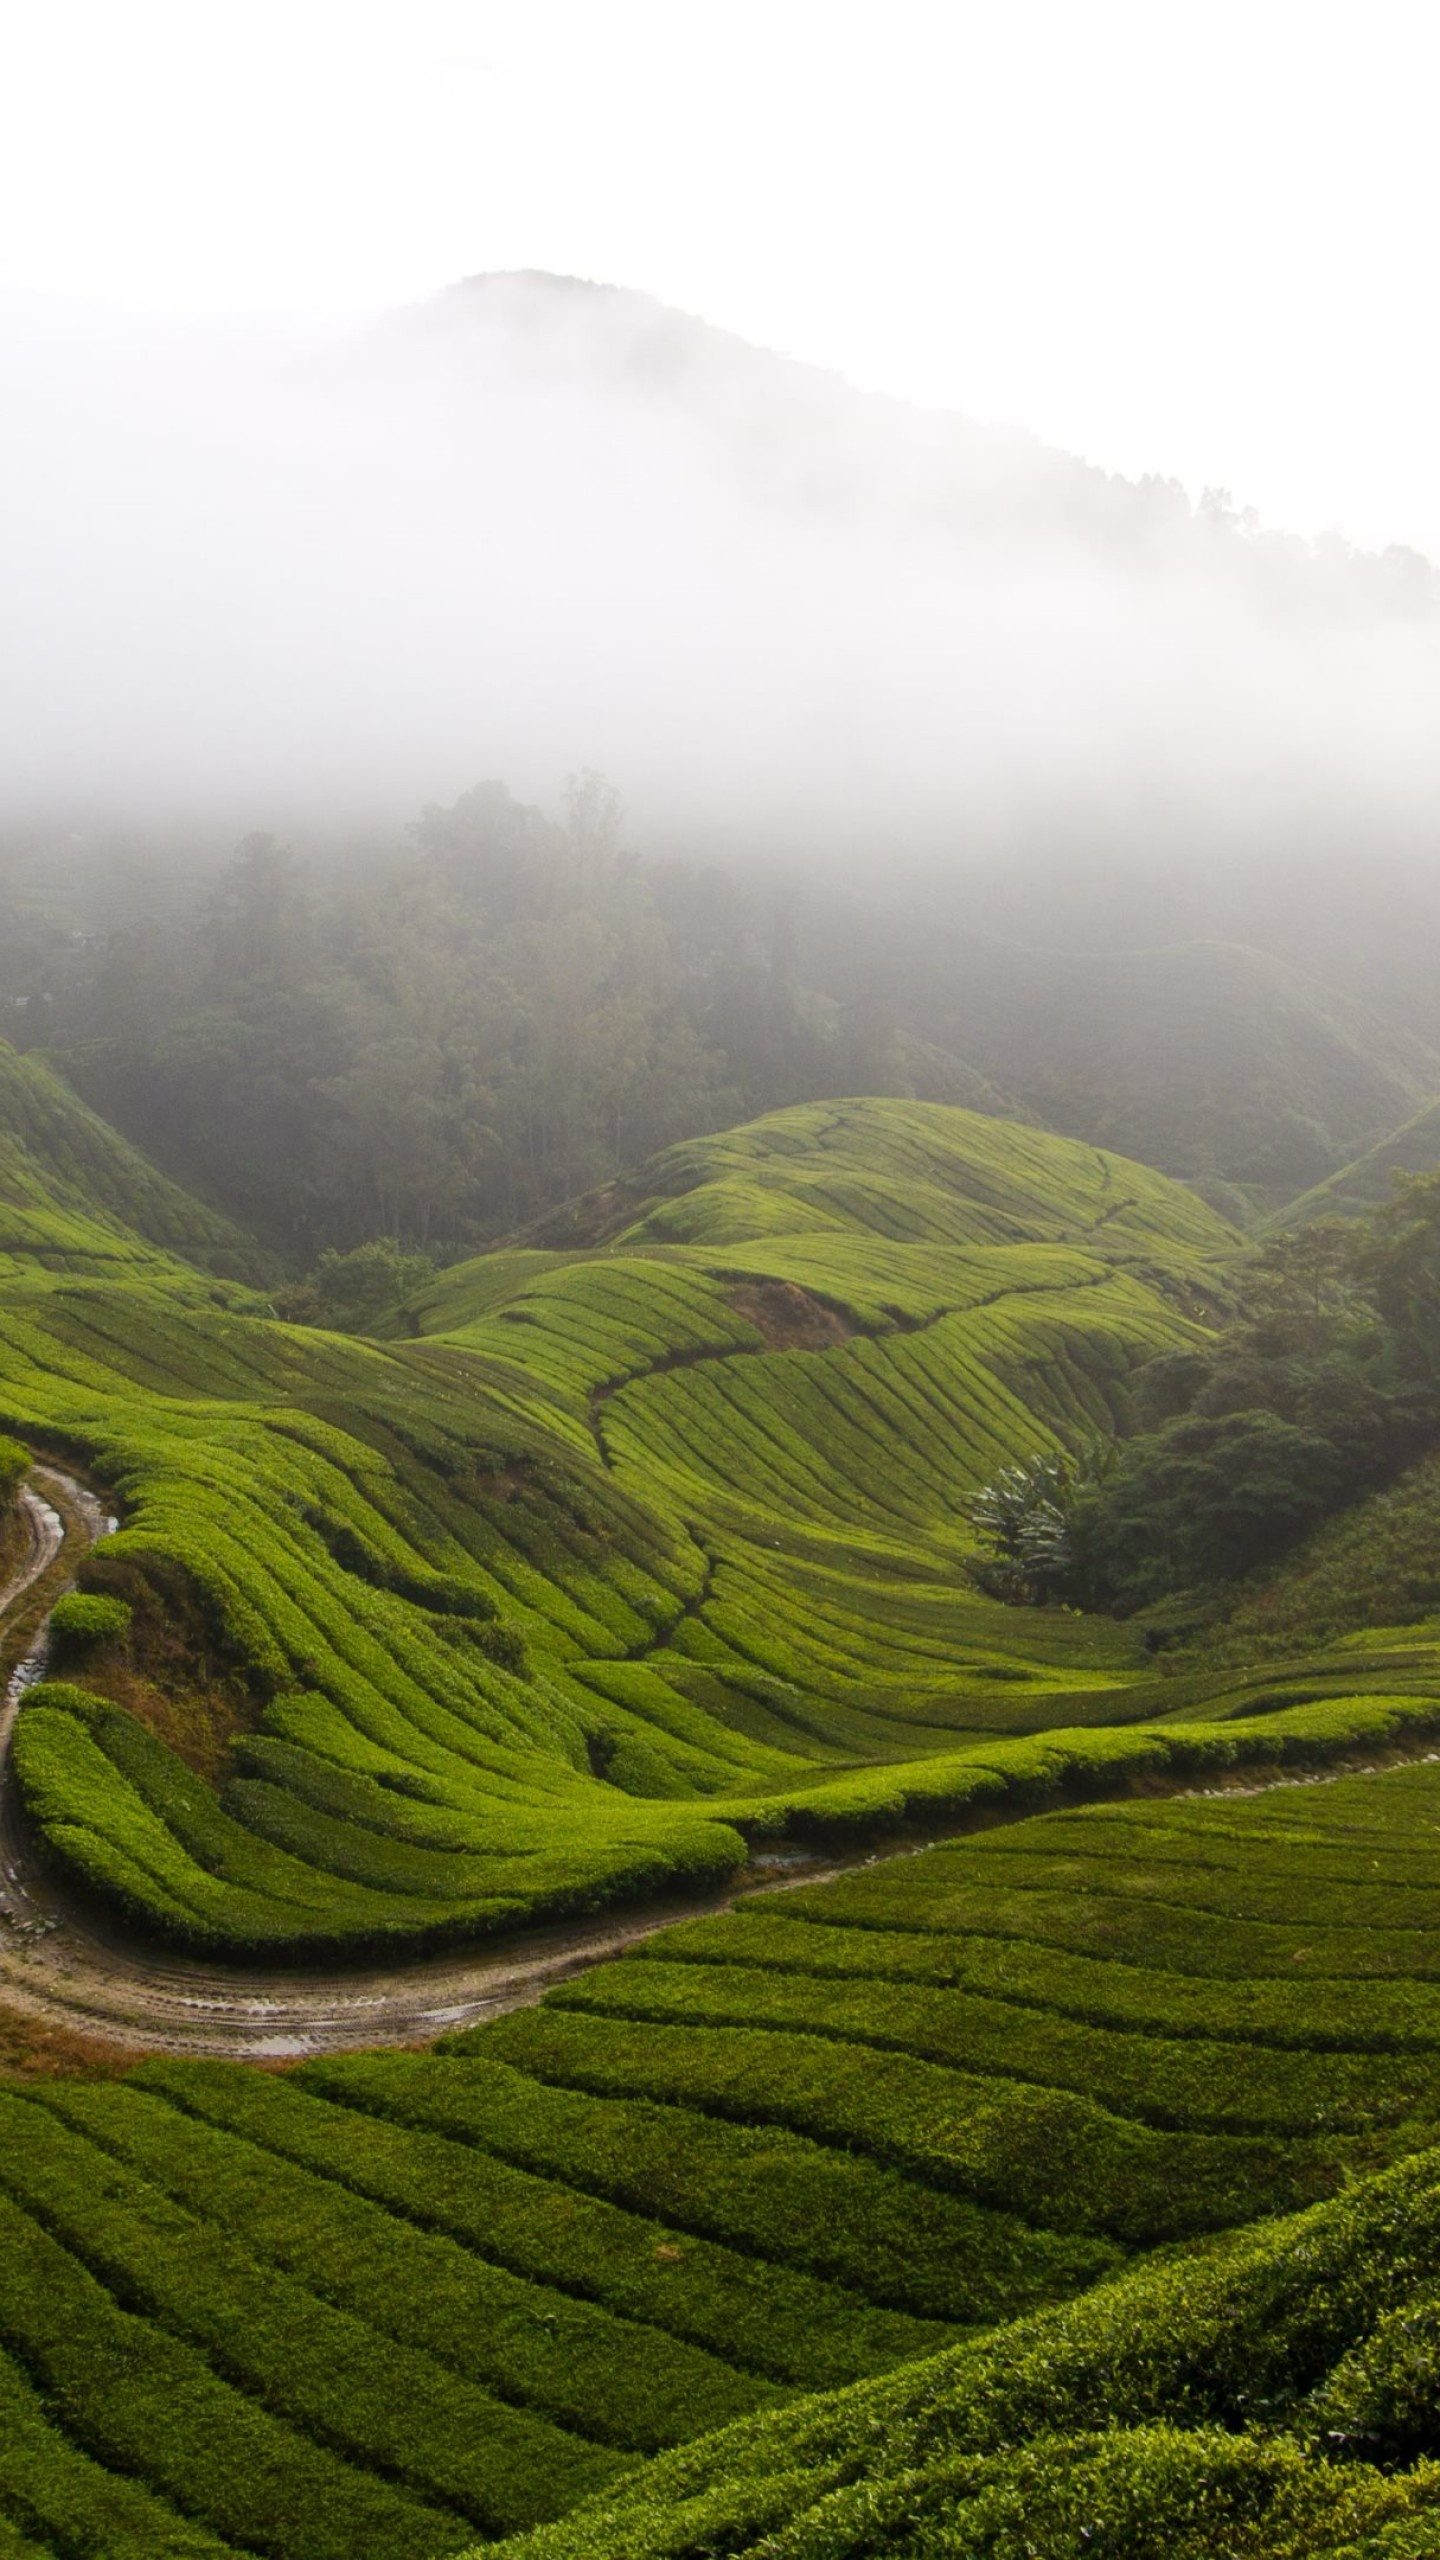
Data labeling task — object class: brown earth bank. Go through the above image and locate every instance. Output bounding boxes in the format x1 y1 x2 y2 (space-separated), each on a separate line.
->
64 1547 265 1782
723 1277 857 1350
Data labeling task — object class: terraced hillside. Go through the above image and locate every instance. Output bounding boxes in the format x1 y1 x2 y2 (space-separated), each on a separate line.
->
5 1762 1440 2550
1278 1091 1440 1230
4 1092 1279 1954
0 1041 266 1284
12 1080 1440 2551
488 2139 1440 2558
807 908 1440 1210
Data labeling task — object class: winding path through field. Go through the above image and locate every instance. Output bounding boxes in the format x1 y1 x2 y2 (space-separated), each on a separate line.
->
0 1467 1418 2064
0 1468 822 2059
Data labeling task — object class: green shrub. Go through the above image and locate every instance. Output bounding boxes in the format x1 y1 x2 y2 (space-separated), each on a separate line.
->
0 2341 239 2558
549 1953 1440 2135
484 2140 1440 2559
0 2187 463 2560
470 2007 1345 2247
302 2050 1117 2327
0 1433 27 1516
47 1592 132 1656
653 1904 1440 2055
476 1619 530 1674
35 2080 777 2455
300 1239 436 1334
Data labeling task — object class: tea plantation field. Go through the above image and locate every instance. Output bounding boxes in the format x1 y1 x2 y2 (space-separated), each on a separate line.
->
4 1763 1440 2550
0 1045 266 1287
8 1071 1333 1954
6 1057 1440 1966
486 2134 1440 2559
11 1059 1440 2551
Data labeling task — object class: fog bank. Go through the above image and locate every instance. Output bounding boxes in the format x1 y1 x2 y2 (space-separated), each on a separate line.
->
4 272 1438 866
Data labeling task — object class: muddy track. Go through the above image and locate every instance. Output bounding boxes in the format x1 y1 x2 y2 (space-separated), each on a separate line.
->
0 1470 1431 2065
0 1468 852 2059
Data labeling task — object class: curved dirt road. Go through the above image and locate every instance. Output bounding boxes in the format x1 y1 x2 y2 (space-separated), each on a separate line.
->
0 1470 830 2059
0 1470 1419 2064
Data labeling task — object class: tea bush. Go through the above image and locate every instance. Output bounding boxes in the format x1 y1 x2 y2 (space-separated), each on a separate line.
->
46 1591 131 1655
0 1433 27 1515
485 2133 1440 2559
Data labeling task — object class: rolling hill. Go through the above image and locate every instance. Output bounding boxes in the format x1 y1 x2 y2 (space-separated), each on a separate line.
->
10 1084 1440 1968
477 2058 1440 2557
1277 1093 1440 1230
803 909 1440 1213
0 1041 270 1286
10 1075 1440 2549
3 1091 1255 1955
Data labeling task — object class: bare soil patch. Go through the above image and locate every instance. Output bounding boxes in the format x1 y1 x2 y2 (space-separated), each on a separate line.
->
726 1279 856 1351
69 1549 264 1783
0 2000 141 2081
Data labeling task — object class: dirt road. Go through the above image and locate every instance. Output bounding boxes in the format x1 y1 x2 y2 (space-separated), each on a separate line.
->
0 1467 1420 2064
0 1468 834 2058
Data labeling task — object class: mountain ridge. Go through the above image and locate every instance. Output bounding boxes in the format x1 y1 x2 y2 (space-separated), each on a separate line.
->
388 268 1438 604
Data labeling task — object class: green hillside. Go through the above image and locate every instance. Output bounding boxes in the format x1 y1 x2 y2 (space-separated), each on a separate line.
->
997 937 1440 1205
815 917 1440 1209
1277 1092 1440 1230
0 1041 268 1284
15 1079 1440 1961
487 2138 1440 2557
1184 1443 1440 1659
15 1089 1440 1960
12 1084 1440 2550
1 1094 1259 1954
5 1762 1440 2550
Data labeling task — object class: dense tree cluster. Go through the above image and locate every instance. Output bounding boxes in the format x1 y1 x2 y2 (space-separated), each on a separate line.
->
39 778 881 1260
971 1181 1440 1617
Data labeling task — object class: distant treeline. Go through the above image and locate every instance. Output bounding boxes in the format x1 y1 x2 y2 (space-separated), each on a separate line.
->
15 772 1440 1257
9 779 910 1260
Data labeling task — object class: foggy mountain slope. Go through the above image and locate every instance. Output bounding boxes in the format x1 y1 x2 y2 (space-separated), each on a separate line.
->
967 942 1440 1202
12 267 1440 1235
6 271 1439 849
380 271 1205 553
803 903 1440 1210
885 1027 1034 1121
384 273 1437 598
1275 1094 1440 1232
0 1041 270 1286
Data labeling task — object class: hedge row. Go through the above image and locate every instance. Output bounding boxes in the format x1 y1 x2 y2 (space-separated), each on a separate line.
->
296 2052 1118 2327
0 2188 467 2560
34 2080 774 2454
546 1954 1440 2135
141 2059 958 2380
466 2007 1354 2246
482 2129 1440 2560
649 1903 1440 2053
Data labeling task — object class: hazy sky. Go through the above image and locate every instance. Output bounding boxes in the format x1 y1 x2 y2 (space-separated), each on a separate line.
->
6 0 1438 557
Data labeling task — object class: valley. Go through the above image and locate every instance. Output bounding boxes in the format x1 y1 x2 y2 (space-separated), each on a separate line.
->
6 1053 1440 2552
9 35 1440 2542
